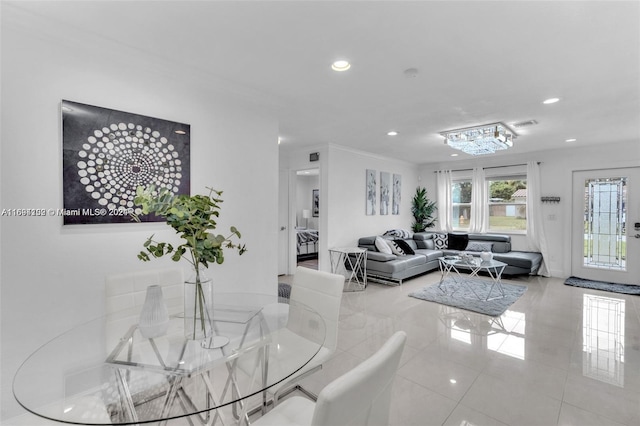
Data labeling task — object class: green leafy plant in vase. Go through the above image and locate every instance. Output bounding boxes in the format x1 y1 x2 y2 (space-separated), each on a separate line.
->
132 185 246 348
411 186 437 232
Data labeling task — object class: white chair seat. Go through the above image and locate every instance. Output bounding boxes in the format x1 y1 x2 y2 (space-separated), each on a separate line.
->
236 328 332 390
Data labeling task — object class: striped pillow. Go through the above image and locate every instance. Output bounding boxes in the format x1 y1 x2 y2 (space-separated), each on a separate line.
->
387 240 406 256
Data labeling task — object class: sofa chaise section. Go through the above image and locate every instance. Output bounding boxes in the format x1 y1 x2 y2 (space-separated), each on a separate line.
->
428 232 543 276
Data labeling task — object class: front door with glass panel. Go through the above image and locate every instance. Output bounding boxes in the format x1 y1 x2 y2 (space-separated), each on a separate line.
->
572 168 640 285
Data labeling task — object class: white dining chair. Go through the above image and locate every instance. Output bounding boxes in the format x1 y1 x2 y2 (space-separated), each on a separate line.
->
252 331 407 426
238 266 344 412
270 266 345 404
105 267 184 315
103 267 184 420
104 267 184 345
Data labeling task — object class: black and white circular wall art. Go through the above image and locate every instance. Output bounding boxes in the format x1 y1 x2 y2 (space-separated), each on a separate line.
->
62 100 191 224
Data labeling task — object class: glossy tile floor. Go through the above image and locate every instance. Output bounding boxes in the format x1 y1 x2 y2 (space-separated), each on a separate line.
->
279 272 640 426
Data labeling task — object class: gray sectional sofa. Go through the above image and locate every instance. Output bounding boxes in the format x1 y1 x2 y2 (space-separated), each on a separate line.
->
358 232 542 285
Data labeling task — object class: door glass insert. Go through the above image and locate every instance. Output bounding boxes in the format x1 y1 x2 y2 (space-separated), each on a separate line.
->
584 177 627 270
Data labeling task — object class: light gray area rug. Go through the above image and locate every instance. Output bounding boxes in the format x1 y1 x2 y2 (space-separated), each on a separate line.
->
564 276 640 295
409 277 527 316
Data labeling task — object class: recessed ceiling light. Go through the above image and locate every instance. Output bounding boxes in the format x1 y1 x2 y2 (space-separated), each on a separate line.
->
450 153 459 157
404 68 419 78
543 97 560 104
331 60 351 72
565 138 577 142
387 131 398 136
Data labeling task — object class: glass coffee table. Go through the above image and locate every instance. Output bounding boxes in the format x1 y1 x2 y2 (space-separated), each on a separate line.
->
438 256 508 301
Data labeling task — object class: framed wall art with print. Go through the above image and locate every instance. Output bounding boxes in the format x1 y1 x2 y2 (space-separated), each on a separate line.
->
392 173 401 215
312 189 320 217
366 169 377 215
380 171 390 215
61 100 191 224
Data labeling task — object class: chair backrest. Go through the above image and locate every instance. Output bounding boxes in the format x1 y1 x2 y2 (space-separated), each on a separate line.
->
288 266 344 351
311 331 407 426
105 267 184 345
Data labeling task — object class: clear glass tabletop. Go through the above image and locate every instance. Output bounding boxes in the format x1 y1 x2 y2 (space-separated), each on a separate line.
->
439 256 507 270
12 293 325 425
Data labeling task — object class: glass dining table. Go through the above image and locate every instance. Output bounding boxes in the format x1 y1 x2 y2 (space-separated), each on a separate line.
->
13 293 325 425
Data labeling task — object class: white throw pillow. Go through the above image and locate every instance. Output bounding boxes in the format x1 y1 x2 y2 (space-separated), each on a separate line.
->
375 236 393 254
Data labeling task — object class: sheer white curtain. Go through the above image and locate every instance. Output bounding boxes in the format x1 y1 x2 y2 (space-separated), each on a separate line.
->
436 170 452 232
526 161 550 276
470 167 488 233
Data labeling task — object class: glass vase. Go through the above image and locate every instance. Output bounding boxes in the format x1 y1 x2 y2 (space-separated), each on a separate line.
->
138 285 170 339
184 267 229 349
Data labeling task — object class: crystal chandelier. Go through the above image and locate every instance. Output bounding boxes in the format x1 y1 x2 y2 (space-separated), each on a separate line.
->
440 122 516 155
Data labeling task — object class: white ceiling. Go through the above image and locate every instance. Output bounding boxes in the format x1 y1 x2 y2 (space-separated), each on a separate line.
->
7 1 640 164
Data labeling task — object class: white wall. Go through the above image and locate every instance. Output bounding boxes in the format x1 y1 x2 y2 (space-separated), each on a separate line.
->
419 141 640 277
324 145 419 272
1 7 279 420
326 145 419 248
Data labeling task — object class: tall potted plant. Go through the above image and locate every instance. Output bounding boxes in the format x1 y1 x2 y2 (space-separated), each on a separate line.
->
411 187 437 232
132 185 246 347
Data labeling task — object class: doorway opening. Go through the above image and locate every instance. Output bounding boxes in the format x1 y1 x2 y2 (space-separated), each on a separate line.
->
295 168 319 270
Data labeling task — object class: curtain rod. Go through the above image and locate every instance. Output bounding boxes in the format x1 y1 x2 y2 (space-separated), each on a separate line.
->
433 162 540 173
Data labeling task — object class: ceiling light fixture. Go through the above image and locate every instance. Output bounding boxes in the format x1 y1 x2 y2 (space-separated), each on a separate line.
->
440 122 517 156
565 138 577 142
387 131 398 136
543 97 560 104
331 60 351 72
174 130 187 135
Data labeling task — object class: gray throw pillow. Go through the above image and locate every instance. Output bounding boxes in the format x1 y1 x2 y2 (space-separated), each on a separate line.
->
465 241 493 252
